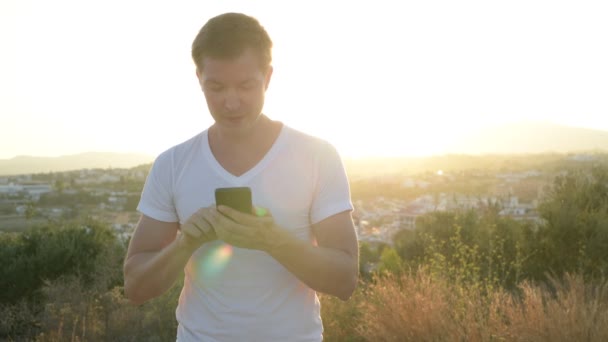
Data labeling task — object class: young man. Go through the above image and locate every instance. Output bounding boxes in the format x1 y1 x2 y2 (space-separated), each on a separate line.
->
123 12 359 341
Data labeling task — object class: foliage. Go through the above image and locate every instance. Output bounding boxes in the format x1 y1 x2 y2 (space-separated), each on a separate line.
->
327 269 608 342
0 218 120 305
534 166 608 281
377 247 403 277
358 241 390 280
3 164 608 340
393 209 531 290
37 191 103 208
0 218 124 339
320 289 366 342
35 277 181 342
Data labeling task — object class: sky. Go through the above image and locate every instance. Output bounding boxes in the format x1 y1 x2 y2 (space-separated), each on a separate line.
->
1 0 607 159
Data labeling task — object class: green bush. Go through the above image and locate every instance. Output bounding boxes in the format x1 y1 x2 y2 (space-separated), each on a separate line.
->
534 166 608 281
0 218 124 339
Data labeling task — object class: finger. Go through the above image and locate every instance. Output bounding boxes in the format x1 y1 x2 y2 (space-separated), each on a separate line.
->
193 216 214 236
211 209 253 244
207 210 233 242
183 207 218 240
216 205 247 221
181 222 202 239
217 205 259 226
204 208 229 231
199 216 218 240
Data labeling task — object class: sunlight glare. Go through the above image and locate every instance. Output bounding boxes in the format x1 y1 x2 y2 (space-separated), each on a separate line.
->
1 1 607 159
199 243 233 278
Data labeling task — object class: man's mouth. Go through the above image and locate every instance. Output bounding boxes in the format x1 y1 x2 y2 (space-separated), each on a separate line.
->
225 116 244 124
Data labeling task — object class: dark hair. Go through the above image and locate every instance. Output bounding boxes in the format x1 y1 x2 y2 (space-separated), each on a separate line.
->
191 12 273 71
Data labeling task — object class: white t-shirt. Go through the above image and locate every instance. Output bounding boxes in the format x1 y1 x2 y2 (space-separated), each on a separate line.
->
137 125 353 342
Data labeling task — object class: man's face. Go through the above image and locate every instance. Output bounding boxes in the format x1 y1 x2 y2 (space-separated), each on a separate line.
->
197 49 272 133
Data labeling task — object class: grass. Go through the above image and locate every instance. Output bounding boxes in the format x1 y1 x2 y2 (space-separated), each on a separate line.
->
0 215 46 232
320 269 608 342
4 268 608 341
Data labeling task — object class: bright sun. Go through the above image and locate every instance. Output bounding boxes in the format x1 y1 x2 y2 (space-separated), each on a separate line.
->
1 1 607 159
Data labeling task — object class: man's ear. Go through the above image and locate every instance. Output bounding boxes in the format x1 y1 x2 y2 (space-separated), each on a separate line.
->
195 68 205 91
264 65 273 90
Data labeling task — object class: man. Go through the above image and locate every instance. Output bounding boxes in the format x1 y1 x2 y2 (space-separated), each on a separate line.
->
123 12 359 341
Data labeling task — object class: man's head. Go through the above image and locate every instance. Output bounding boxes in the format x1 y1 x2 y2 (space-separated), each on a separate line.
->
192 12 273 72
192 13 274 134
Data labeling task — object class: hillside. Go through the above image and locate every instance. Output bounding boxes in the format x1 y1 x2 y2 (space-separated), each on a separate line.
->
448 122 608 154
0 152 154 176
2 122 607 176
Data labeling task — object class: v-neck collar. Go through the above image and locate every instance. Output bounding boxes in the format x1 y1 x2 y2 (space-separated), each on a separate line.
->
202 125 289 185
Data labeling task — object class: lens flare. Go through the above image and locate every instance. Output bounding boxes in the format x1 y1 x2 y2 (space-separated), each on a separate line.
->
199 243 233 278
255 207 268 217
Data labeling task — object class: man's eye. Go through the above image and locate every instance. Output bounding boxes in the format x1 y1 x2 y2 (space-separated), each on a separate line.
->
240 82 256 90
208 85 224 92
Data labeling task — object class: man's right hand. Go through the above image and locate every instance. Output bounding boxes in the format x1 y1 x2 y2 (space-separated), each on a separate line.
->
124 208 219 305
179 207 218 250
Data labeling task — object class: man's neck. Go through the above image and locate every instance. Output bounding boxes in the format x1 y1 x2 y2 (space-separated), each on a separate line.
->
208 115 283 176
209 114 282 150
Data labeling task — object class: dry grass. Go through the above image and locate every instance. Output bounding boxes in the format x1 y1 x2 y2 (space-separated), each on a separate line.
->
321 270 608 342
33 276 180 342
7 268 608 341
493 274 608 341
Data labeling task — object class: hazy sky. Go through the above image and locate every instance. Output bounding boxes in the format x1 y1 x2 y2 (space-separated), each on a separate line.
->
1 0 607 159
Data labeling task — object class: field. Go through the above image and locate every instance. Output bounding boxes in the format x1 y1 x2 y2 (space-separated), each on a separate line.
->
0 215 46 232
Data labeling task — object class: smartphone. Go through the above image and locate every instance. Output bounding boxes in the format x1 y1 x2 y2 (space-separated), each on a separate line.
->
215 187 253 214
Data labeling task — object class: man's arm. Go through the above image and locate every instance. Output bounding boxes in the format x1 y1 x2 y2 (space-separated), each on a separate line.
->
211 207 359 300
123 211 216 305
270 211 359 300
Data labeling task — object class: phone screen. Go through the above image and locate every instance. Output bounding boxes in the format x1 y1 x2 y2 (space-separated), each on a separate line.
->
215 187 253 214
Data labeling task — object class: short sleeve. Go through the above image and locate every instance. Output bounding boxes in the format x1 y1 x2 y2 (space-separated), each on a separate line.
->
137 151 179 222
310 142 353 224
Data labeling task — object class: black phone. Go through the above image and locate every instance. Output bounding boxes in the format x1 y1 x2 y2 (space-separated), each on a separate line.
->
215 187 253 214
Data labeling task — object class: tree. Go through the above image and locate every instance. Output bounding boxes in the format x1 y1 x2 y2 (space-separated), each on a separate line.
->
25 201 36 220
393 209 533 290
378 247 403 277
0 218 122 305
54 179 65 194
534 165 608 281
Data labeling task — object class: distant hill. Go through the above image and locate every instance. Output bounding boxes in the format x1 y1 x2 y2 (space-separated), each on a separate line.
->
448 122 608 154
2 122 606 177
0 152 155 176
344 122 608 178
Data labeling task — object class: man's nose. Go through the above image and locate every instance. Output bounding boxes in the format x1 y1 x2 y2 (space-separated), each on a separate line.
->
224 88 240 111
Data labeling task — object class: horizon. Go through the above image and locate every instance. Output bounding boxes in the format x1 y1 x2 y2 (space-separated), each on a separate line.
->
2 0 607 159
1 148 607 178
1 120 608 161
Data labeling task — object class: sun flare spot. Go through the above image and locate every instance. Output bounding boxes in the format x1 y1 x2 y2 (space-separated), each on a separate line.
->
199 243 233 278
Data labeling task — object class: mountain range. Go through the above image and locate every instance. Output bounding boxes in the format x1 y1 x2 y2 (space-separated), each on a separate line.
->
1 122 607 176
447 122 608 155
0 152 154 176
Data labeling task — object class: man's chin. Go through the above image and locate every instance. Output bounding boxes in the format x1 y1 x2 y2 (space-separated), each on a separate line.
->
216 119 256 134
